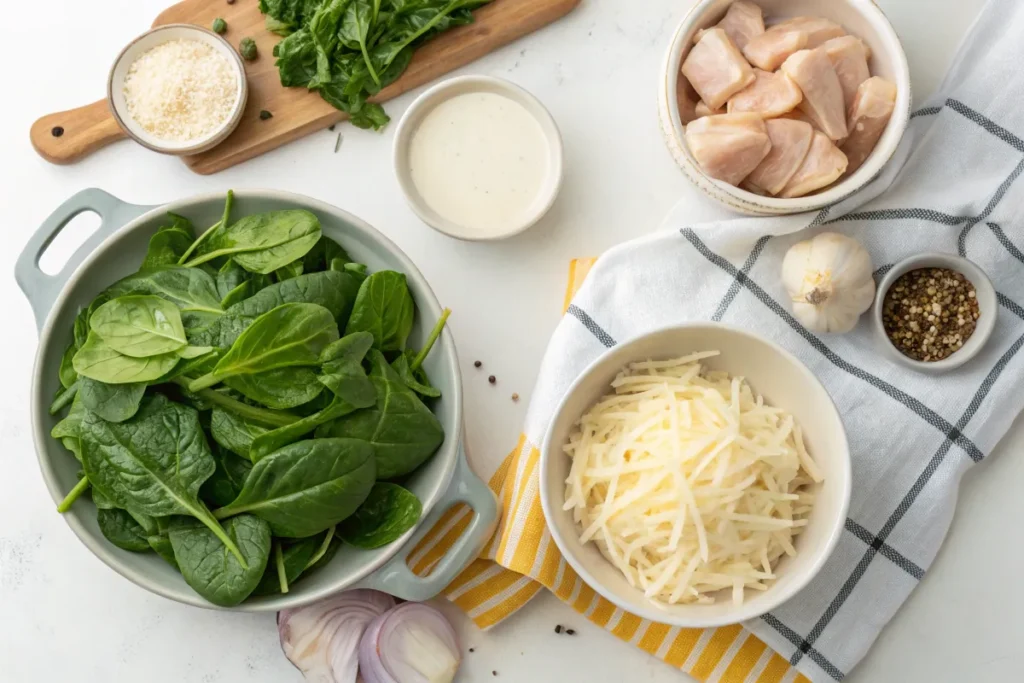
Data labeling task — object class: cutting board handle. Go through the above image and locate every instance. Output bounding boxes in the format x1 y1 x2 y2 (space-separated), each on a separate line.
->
30 100 127 165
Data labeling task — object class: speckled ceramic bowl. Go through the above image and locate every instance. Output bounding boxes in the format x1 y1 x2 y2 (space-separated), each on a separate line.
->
659 0 911 216
16 189 498 611
873 253 998 373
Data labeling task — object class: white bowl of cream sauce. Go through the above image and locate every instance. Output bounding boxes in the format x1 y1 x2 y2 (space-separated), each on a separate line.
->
393 75 563 241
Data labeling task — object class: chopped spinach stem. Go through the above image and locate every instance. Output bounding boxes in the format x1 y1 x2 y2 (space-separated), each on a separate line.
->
304 524 336 571
49 381 79 415
276 542 289 594
411 308 451 372
56 476 90 513
170 378 299 427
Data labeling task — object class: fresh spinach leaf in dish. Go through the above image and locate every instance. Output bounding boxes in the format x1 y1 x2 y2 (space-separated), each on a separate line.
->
317 350 443 479
344 271 415 352
169 513 272 607
338 482 422 549
214 438 376 538
142 214 196 270
45 191 452 606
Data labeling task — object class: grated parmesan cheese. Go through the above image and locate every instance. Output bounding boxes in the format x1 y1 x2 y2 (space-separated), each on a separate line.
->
123 39 238 143
563 351 823 607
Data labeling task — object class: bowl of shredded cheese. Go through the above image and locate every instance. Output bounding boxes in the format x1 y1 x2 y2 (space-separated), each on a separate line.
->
107 24 247 155
540 323 851 627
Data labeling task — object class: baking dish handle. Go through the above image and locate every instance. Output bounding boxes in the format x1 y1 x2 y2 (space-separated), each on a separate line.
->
16 188 150 331
356 442 499 602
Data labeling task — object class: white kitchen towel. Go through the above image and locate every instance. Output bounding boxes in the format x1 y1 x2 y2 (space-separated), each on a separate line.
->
526 0 1024 679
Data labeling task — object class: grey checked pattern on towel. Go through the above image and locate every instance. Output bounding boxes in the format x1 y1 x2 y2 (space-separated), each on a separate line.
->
533 0 1024 679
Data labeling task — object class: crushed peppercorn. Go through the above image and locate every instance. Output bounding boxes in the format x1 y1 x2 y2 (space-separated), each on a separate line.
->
554 624 562 633
882 267 980 362
488 375 496 384
474 360 482 368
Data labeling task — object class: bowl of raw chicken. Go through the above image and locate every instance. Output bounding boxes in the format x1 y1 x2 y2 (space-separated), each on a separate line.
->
659 0 911 215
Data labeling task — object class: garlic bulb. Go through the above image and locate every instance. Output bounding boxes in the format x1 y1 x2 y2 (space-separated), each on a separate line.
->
781 232 875 334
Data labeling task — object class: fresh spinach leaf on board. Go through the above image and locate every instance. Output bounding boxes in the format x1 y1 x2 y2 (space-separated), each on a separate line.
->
184 210 322 275
339 0 382 87
189 303 339 392
223 366 325 410
344 271 415 352
89 295 188 358
142 214 196 270
201 445 254 507
338 482 422 549
73 333 180 385
214 438 376 538
78 377 147 423
211 408 272 460
78 395 246 565
260 0 323 30
273 28 318 87
198 271 360 348
317 350 443 479
97 508 152 553
308 0 351 87
169 514 271 607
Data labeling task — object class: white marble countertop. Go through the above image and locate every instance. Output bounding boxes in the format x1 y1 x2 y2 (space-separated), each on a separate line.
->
2 1 1020 681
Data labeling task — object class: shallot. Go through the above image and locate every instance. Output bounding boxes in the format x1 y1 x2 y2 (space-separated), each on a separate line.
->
278 590 396 682
358 603 461 683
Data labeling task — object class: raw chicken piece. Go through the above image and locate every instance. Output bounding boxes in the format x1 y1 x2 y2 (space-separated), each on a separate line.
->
779 131 848 198
728 69 803 118
682 28 756 110
677 76 699 125
770 17 846 48
780 108 824 133
782 48 848 141
695 1 765 52
685 113 772 186
823 36 871 109
696 100 726 117
842 76 898 174
746 119 814 195
743 26 808 71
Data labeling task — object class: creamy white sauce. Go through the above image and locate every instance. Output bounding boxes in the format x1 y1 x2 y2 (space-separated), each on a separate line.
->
408 91 550 237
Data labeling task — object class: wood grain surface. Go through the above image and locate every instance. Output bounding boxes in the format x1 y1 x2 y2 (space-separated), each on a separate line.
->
29 0 580 174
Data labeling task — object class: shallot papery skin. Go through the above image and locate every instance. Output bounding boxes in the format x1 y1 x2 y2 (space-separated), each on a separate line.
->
358 603 461 683
278 590 396 683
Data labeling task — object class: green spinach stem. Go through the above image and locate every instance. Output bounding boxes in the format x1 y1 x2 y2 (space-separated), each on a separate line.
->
187 373 221 393
304 525 336 570
275 542 289 593
382 0 466 71
177 190 234 265
411 308 451 372
170 378 299 427
193 505 248 568
360 41 381 86
57 477 90 513
49 381 79 415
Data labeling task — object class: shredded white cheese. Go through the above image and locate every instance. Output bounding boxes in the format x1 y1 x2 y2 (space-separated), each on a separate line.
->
563 351 823 606
123 39 238 143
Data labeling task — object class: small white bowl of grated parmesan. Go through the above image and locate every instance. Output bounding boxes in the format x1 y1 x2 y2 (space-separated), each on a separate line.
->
540 323 851 628
107 24 247 155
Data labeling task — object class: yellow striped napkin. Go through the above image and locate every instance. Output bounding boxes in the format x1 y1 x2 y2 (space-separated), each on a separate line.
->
409 259 808 683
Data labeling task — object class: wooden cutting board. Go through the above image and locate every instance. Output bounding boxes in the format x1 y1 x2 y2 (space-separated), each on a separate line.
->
30 0 581 175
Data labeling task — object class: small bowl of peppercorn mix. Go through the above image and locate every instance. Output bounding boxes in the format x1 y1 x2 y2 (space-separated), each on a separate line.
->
874 253 997 373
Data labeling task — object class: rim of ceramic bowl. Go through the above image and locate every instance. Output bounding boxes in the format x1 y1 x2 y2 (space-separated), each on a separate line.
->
539 322 852 627
107 24 248 156
392 75 564 242
659 0 912 215
30 189 463 611
872 253 998 373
